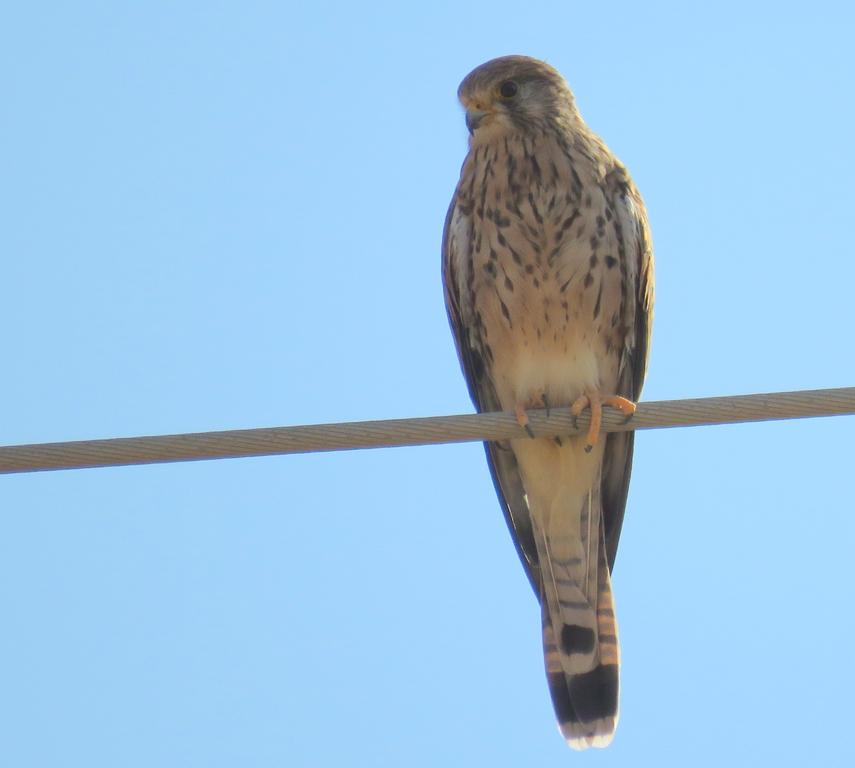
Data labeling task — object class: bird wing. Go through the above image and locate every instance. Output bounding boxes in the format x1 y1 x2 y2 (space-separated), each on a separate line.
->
600 172 655 570
441 192 541 594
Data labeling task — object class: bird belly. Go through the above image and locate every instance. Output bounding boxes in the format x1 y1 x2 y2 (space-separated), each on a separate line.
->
467 167 624 415
470 214 623 503
478 273 609 504
474 254 617 415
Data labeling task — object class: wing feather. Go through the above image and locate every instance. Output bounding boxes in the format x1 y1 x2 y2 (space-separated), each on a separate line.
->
600 174 654 570
442 194 541 593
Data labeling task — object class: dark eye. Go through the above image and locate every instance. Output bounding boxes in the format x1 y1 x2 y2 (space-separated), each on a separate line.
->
499 80 518 99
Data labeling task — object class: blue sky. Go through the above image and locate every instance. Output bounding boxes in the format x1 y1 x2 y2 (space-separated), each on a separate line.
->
2 2 855 766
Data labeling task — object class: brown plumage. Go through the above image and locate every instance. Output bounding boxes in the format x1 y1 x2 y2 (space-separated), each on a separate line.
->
442 55 654 748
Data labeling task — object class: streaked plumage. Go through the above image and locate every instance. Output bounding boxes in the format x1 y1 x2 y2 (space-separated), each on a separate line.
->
442 55 654 748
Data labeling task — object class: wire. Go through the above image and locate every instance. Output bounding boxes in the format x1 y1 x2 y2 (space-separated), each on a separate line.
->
1 386 853 475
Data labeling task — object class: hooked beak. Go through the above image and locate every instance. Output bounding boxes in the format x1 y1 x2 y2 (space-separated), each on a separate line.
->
465 108 488 135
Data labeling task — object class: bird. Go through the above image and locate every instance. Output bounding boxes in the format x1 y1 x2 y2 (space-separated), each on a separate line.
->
442 55 654 749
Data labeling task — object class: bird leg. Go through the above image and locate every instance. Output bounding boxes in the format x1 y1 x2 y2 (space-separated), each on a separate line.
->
570 392 636 453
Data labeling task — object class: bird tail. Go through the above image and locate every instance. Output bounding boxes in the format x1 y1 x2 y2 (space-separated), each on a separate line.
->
537 489 620 749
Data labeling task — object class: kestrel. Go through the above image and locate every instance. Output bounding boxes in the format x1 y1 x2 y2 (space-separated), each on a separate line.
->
442 56 654 749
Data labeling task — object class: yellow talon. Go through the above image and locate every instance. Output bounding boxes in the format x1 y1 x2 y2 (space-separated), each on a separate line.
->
570 393 637 451
515 403 535 438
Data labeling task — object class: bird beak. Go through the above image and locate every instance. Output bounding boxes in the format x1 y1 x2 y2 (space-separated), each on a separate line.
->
465 108 488 135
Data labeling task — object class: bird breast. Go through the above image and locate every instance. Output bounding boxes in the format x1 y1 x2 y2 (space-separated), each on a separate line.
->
459 133 627 410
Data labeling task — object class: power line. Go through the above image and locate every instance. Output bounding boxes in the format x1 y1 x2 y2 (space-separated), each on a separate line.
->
1 386 853 476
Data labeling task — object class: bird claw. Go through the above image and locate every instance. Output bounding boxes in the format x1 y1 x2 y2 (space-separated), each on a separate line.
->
570 392 636 450
515 404 535 438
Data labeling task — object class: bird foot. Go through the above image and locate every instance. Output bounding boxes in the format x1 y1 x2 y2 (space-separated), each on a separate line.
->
570 392 636 452
515 394 553 438
515 404 535 438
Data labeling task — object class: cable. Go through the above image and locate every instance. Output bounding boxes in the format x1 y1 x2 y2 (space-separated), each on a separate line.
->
1 386 853 475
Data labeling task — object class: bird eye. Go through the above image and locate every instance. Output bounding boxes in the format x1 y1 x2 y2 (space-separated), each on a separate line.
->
499 80 518 99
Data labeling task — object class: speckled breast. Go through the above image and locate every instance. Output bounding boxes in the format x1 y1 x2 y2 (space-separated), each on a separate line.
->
458 134 629 409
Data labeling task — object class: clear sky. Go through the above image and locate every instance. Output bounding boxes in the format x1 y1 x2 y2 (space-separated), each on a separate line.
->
2 2 855 766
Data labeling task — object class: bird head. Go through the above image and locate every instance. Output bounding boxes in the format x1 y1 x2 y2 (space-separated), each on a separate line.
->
457 55 578 140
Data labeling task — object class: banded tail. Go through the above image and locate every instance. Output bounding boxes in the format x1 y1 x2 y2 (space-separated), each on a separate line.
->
536 488 620 749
